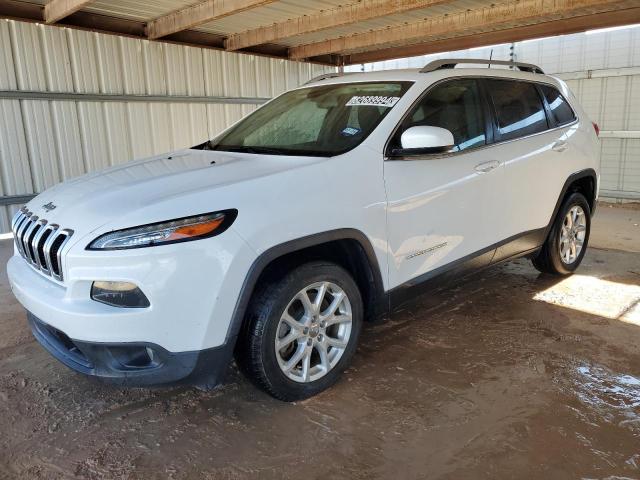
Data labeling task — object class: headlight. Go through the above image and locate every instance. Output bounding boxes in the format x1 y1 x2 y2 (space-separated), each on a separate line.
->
87 210 237 250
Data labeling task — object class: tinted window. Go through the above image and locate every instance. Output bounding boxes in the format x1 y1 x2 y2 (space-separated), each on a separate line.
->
394 78 486 152
540 84 576 126
486 79 548 141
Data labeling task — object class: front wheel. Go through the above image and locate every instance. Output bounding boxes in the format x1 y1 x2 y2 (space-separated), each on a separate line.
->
532 192 591 275
236 261 363 401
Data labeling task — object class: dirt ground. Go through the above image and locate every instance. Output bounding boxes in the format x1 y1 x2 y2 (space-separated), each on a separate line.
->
0 203 639 480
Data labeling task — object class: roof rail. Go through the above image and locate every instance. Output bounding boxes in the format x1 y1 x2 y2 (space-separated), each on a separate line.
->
305 72 357 85
420 58 545 74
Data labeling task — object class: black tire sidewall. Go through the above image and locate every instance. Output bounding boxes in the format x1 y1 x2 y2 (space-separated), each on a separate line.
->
258 263 363 400
547 192 591 274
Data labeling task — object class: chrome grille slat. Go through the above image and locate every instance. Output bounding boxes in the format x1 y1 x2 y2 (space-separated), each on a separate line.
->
41 224 59 274
31 219 49 270
10 209 73 282
12 212 30 257
11 208 27 231
23 216 40 265
51 229 74 281
16 212 33 257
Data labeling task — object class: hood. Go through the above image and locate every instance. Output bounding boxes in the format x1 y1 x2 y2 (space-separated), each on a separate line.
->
24 149 321 239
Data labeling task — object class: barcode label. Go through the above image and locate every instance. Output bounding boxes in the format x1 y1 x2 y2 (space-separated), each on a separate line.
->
345 96 400 107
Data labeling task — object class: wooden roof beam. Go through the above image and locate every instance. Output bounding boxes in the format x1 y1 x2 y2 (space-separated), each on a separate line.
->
343 7 640 64
44 0 93 24
0 1 335 65
289 0 637 59
224 0 454 51
344 8 640 64
147 0 277 40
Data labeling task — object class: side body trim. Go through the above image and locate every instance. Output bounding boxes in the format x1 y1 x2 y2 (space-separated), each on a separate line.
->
387 228 545 310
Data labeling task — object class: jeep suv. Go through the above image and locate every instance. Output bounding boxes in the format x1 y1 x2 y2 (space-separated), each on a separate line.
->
7 59 599 401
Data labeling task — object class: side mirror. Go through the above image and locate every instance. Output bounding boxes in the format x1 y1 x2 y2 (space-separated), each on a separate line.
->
391 126 455 157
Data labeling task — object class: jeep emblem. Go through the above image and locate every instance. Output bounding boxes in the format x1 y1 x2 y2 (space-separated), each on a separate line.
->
42 202 57 212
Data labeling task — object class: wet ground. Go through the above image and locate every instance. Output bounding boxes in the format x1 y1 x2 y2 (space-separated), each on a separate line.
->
0 203 639 479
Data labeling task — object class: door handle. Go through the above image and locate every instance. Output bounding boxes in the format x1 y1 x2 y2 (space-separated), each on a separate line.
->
552 140 568 152
474 160 500 173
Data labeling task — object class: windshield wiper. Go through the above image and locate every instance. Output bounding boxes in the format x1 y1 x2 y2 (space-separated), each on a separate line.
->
212 145 335 157
191 140 214 150
213 145 286 155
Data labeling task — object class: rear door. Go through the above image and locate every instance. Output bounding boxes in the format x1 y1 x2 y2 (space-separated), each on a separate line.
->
383 77 505 291
482 78 568 260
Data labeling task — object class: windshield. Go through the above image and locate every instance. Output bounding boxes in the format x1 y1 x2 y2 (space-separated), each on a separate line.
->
209 81 413 157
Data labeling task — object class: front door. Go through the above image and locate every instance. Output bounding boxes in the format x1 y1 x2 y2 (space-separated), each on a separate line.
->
383 77 504 292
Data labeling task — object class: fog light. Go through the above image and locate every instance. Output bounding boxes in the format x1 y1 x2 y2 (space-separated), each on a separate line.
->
91 281 150 308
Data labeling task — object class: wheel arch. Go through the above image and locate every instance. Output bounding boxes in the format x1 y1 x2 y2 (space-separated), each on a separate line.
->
546 168 597 237
566 169 597 213
225 229 387 349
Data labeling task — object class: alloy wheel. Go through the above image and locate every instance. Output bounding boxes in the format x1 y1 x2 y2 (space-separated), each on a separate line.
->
559 205 587 264
274 281 353 383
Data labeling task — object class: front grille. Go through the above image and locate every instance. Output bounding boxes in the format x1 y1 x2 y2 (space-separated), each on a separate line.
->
11 207 74 281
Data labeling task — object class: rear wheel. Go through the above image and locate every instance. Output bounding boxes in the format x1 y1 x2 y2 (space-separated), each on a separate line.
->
532 192 591 275
236 261 363 401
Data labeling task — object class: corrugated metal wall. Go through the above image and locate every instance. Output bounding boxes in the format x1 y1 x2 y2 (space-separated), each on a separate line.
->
0 19 333 232
348 25 640 201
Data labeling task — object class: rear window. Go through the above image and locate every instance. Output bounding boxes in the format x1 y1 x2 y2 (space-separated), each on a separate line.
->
539 84 576 126
486 79 549 141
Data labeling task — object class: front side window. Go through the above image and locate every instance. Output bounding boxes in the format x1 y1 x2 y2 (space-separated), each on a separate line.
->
210 81 412 157
539 84 576 126
391 78 487 153
486 79 549 141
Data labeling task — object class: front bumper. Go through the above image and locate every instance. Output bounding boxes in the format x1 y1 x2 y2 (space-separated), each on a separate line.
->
7 226 256 352
7 226 257 387
28 312 233 387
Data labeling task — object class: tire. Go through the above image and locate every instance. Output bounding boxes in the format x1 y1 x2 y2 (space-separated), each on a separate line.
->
532 192 591 275
236 261 363 401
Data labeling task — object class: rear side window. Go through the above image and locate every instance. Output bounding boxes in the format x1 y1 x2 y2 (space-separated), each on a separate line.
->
393 78 487 152
539 84 576 126
486 79 548 141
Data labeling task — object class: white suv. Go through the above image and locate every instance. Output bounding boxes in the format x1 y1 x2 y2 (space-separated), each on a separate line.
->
7 59 599 401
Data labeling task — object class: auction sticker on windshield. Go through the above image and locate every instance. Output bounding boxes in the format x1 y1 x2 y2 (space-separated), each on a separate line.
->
346 96 400 107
